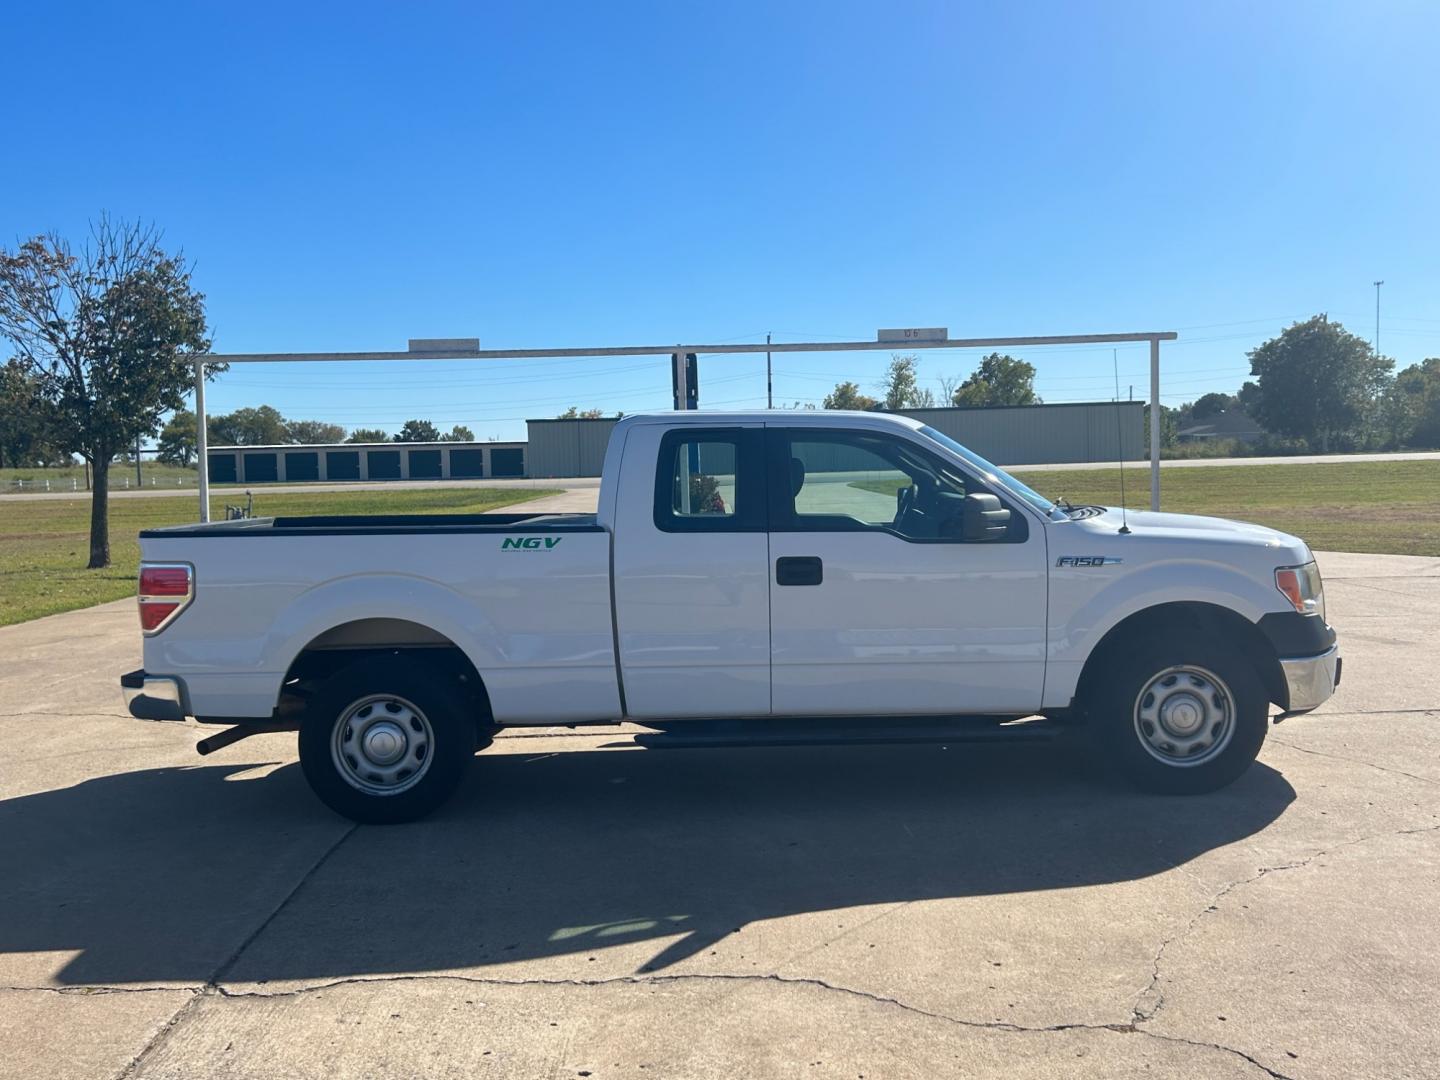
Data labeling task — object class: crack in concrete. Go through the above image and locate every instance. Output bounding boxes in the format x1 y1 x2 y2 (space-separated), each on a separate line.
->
1297 707 1439 717
0 983 201 996
10 710 141 720
208 970 1294 1079
1129 820 1440 1059
112 822 357 1080
92 802 1440 1080
1269 736 1440 786
1130 859 1308 1026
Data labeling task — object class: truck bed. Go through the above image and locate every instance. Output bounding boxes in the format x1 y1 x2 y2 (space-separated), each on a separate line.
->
136 510 619 723
138 511 601 538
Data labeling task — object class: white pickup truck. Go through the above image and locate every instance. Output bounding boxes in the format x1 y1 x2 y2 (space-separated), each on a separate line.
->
123 411 1340 822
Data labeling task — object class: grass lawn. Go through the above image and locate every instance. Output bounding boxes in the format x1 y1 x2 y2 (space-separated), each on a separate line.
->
855 459 1440 558
0 487 558 626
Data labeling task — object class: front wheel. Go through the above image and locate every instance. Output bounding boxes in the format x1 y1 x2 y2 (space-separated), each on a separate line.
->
1090 636 1268 794
299 656 474 823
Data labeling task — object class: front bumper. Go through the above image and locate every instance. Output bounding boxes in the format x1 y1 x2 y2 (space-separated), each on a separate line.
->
1278 645 1342 715
121 669 189 722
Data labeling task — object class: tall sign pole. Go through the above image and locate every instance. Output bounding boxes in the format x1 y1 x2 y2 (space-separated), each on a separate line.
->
671 351 687 411
194 360 210 522
1149 337 1161 511
766 332 773 409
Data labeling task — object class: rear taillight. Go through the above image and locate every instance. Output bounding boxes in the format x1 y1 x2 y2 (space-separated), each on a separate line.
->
138 563 193 634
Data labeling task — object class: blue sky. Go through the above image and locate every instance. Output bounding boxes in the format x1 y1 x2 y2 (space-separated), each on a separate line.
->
5 1 1438 442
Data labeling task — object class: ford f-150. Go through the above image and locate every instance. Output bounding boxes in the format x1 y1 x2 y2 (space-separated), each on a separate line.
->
122 411 1340 822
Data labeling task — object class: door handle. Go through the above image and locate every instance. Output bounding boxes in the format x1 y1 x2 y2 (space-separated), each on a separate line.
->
776 556 823 586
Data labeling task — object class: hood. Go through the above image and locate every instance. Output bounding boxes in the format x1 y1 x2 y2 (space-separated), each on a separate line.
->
1072 507 1310 558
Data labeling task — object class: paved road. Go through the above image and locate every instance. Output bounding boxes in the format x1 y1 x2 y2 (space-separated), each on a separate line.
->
1007 449 1440 473
1 551 1438 1079
5 450 1435 502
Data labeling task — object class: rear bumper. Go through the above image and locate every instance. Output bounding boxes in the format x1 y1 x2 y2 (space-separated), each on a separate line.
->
1278 646 1342 715
120 669 189 722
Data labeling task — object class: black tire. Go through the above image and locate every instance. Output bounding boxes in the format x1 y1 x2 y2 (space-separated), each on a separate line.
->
299 654 474 823
1089 633 1267 794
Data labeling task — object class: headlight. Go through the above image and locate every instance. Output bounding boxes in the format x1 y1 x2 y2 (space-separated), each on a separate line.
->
1275 561 1325 622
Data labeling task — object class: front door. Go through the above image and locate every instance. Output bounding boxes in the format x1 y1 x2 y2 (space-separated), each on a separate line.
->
766 426 1048 716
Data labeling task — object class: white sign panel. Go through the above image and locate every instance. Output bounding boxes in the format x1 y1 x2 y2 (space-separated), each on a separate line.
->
877 327 948 343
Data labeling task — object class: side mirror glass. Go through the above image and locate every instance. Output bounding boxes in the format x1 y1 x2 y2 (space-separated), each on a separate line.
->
961 492 1010 541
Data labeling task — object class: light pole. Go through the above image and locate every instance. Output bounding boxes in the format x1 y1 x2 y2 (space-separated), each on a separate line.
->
1374 280 1384 358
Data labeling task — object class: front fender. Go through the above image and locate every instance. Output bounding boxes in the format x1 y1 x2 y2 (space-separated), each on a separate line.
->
1044 558 1283 708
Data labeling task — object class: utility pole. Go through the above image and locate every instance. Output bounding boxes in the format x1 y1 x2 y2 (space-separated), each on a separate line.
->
766 332 773 409
1373 280 1384 358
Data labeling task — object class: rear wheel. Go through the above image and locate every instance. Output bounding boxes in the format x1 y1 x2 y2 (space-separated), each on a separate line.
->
1089 635 1267 794
299 655 474 823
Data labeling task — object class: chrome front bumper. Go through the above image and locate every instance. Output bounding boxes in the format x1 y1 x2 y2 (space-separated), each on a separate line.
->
121 669 188 722
1279 645 1342 715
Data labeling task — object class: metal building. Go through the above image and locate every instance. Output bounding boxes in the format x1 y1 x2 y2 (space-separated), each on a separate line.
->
524 402 1142 478
894 401 1143 467
206 440 527 485
523 419 620 478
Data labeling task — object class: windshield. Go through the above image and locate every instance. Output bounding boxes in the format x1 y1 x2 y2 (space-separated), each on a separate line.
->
917 426 1065 519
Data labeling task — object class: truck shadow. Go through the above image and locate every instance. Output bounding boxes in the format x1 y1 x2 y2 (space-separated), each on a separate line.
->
0 739 1294 986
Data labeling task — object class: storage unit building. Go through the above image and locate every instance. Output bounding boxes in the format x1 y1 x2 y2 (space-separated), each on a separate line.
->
207 441 527 484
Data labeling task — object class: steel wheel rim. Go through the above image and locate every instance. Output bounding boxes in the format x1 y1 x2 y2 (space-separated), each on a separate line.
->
1132 664 1235 768
331 694 434 796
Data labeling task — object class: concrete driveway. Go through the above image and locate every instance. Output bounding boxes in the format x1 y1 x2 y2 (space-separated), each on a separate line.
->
1 552 1437 1079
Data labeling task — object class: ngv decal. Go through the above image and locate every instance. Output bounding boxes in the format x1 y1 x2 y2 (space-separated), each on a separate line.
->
501 536 563 551
1056 555 1122 568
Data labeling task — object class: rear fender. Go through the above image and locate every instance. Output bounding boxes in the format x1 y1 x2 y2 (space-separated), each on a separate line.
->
263 574 502 709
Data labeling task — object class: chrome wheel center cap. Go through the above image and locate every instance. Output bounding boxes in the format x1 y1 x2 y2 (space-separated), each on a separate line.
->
362 721 407 765
1160 694 1205 736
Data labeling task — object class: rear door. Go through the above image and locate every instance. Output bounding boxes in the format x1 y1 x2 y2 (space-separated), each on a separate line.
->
611 423 771 718
765 426 1048 716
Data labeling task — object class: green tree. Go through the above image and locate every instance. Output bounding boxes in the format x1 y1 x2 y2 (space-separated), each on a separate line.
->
0 220 212 567
1189 392 1236 420
0 358 62 467
347 428 390 443
822 381 879 410
951 353 1040 407
394 418 441 442
1383 358 1440 449
285 418 347 444
444 424 475 441
1144 403 1179 449
556 406 606 419
879 354 925 410
1247 316 1391 452
1236 381 1262 415
210 405 287 446
156 409 198 465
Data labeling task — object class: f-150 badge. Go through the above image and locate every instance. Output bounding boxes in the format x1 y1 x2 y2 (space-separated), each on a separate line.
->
1056 555 1122 567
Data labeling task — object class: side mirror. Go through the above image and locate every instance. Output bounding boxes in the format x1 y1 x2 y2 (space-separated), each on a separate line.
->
961 492 1010 541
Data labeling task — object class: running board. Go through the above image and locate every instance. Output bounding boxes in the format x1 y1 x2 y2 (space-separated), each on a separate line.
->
628 718 1063 751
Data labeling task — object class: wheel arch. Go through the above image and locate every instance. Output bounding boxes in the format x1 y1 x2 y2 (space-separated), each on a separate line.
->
281 618 495 741
1074 601 1286 713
